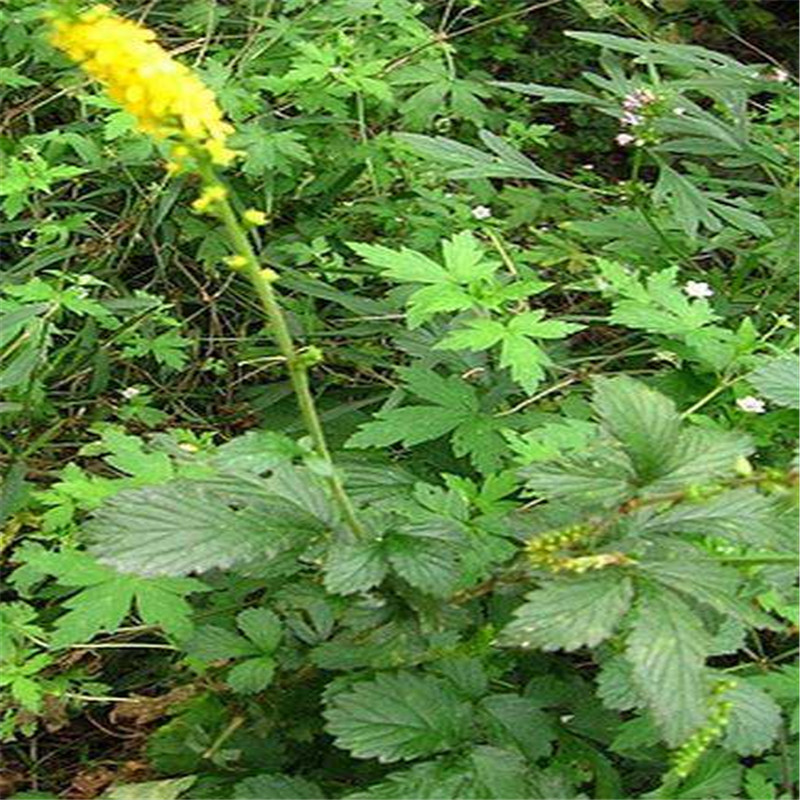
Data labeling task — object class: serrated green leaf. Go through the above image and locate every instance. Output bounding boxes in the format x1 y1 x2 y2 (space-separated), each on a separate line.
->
386 534 458 597
233 774 324 799
227 656 276 694
186 626 258 662
451 413 507 475
441 232 496 283
507 310 583 339
521 443 633 507
626 589 711 746
722 679 782 756
748 356 800 409
213 431 301 474
324 541 388 595
638 553 746 618
23 548 204 647
407 283 474 328
501 572 633 651
325 672 472 763
236 607 282 653
435 319 506 352
479 694 555 761
396 367 478 411
345 747 533 799
646 429 753 493
596 656 644 712
349 241 447 284
499 332 548 394
641 489 782 547
105 776 197 800
87 479 320 576
346 406 466 449
671 750 742 799
11 675 43 712
593 376 682 483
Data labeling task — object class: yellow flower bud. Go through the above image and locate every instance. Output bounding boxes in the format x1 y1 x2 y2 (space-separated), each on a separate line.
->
224 255 248 270
243 209 269 226
192 184 227 213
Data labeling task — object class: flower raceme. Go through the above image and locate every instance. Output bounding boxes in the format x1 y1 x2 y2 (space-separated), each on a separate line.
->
49 4 237 167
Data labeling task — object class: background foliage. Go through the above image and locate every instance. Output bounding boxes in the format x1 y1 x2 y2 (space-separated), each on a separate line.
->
0 0 798 798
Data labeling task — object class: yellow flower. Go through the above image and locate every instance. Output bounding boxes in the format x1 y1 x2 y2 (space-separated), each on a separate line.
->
243 209 268 226
50 4 237 166
192 184 227 213
223 255 248 269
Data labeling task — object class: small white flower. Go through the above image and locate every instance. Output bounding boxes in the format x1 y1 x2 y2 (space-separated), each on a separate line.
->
736 396 766 414
120 386 141 400
769 68 790 83
673 106 687 116
471 205 492 220
683 280 714 299
582 163 595 170
615 133 635 146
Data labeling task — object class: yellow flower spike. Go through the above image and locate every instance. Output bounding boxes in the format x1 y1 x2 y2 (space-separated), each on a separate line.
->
191 184 227 213
260 267 280 282
243 209 269 226
49 4 236 167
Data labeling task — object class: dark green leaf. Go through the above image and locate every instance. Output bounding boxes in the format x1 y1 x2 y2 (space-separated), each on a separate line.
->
227 656 276 694
233 774 324 799
87 479 320 576
325 672 472 763
324 540 388 595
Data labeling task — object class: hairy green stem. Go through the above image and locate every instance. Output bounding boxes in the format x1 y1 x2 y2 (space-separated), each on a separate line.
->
197 165 366 540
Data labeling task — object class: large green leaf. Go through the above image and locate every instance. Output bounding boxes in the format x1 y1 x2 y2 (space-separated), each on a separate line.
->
345 747 533 799
233 774 324 799
625 588 711 746
20 547 205 646
87 478 322 576
670 750 743 800
479 694 555 761
640 489 782 547
593 376 682 484
521 443 633 507
226 656 276 694
501 572 633 651
722 679 782 756
324 540 388 595
748 356 800 409
324 672 472 763
386 534 459 597
637 551 745 618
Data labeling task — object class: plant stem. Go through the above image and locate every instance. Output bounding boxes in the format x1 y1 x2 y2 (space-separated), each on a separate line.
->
198 165 366 540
